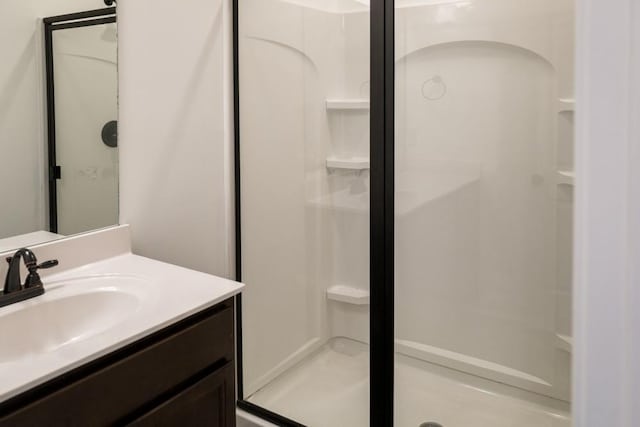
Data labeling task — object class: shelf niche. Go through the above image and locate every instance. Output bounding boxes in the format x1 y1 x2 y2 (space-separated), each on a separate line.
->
326 99 370 111
326 157 370 171
327 285 370 305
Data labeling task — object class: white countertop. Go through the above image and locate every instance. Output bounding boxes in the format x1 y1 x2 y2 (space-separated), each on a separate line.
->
0 252 243 403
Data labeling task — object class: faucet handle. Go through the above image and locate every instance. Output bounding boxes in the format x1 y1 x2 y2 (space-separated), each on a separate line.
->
24 259 59 289
36 260 59 270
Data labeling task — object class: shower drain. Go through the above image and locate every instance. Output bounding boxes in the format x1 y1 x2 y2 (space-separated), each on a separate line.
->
420 423 443 427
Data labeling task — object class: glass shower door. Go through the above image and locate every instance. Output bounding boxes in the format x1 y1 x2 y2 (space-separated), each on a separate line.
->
394 0 574 425
238 1 371 425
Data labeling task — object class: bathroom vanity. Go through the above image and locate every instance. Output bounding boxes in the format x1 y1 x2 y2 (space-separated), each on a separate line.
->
0 299 235 426
0 226 243 426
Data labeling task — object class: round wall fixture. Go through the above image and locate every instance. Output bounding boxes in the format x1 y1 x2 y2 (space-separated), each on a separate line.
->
421 75 447 101
101 120 118 148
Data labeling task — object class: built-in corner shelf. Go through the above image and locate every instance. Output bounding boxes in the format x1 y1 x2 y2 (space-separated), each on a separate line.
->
557 98 575 113
327 285 370 305
326 157 370 171
326 99 370 111
557 170 575 186
555 333 573 353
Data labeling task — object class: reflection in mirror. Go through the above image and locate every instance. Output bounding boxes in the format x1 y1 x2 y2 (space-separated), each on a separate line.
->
0 1 118 253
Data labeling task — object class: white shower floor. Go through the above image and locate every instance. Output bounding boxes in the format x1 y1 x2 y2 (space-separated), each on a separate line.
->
247 338 571 427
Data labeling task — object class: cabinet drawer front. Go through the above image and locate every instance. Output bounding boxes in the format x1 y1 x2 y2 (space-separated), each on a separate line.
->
128 362 235 427
0 302 234 427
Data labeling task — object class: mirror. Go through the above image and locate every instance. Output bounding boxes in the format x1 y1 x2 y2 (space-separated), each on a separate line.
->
0 1 118 252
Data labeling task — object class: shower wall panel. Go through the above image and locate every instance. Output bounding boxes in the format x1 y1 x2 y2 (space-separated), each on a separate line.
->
394 0 575 402
240 0 371 400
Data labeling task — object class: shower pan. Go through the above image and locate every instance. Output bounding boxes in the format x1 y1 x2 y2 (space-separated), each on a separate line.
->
235 0 574 425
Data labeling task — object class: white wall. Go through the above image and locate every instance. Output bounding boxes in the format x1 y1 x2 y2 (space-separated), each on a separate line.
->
573 0 640 425
0 0 105 240
118 0 234 278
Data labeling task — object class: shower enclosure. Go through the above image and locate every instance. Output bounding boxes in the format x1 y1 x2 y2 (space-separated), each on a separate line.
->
236 0 574 425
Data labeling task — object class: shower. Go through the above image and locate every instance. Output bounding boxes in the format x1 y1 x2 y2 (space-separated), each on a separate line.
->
235 0 574 425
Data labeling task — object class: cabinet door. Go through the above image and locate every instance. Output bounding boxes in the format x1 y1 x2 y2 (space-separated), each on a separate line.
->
128 362 235 427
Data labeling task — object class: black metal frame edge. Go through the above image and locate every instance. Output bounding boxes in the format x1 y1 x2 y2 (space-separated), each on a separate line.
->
233 0 246 406
44 22 57 233
370 0 395 425
238 401 306 427
43 8 117 233
43 7 115 24
50 16 116 31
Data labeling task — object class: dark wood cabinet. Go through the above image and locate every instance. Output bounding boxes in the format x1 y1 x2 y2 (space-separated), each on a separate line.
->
129 362 235 427
0 297 236 427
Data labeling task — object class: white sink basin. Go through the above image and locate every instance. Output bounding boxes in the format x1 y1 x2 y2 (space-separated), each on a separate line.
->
0 275 148 364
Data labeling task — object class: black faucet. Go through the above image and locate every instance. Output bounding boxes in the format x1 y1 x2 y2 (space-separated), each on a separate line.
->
1 248 58 308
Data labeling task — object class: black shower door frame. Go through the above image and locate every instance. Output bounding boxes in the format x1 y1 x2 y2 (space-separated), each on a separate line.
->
43 7 116 233
233 0 395 425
